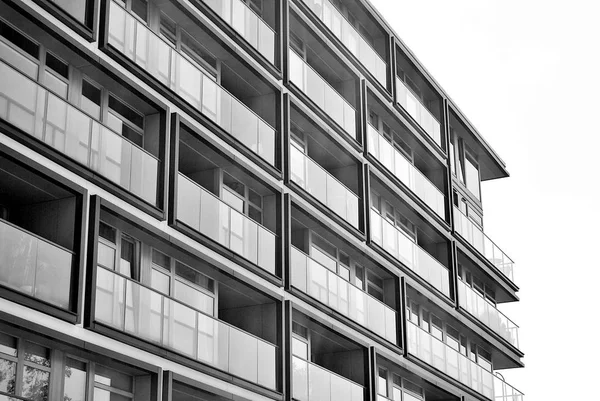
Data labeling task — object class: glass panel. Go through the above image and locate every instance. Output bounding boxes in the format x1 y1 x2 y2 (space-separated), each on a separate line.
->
64 358 87 401
0 358 16 394
292 356 308 401
21 366 49 401
124 280 162 344
228 328 258 383
34 240 72 308
0 221 37 295
174 280 213 316
257 340 276 389
95 267 125 329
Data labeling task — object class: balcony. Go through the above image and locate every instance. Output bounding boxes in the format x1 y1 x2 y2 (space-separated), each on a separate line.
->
94 266 277 389
176 173 276 275
292 355 364 401
299 0 386 86
203 0 276 64
291 247 396 343
0 60 159 205
108 2 275 165
0 219 73 309
395 77 441 147
453 207 515 282
367 124 445 218
457 280 519 348
290 145 359 228
406 319 494 399
370 209 450 297
494 374 524 401
288 49 356 137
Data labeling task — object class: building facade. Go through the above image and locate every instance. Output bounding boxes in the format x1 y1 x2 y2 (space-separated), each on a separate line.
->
0 0 524 400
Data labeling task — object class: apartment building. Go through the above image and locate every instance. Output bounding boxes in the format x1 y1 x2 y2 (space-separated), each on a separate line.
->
0 0 524 400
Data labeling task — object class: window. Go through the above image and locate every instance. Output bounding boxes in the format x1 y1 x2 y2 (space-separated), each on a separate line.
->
0 19 68 95
289 32 305 58
291 322 309 360
244 0 263 16
221 173 264 225
157 14 218 80
97 222 139 280
366 271 384 301
0 334 52 401
371 190 417 241
172 260 215 316
450 131 482 200
368 109 413 162
50 0 92 27
377 368 388 397
465 153 481 200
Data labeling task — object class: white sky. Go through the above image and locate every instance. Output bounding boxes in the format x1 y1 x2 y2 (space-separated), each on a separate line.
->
368 0 600 398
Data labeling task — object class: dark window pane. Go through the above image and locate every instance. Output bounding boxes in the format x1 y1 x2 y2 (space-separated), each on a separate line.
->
82 80 101 105
151 249 171 270
291 322 307 339
0 21 39 59
23 342 50 367
99 222 116 243
223 173 244 197
175 262 214 292
248 188 262 207
45 53 68 79
0 333 17 357
131 0 148 22
94 364 133 392
52 0 88 25
108 96 143 129
248 206 262 224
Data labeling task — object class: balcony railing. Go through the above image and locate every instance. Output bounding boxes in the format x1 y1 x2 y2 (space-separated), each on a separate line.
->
299 0 386 86
290 146 359 228
395 77 441 147
292 355 364 401
453 207 515 282
406 320 494 399
108 1 275 165
95 266 277 389
288 49 356 137
0 219 73 309
494 374 524 401
367 124 445 218
203 0 275 64
0 60 159 205
291 247 397 343
370 209 450 297
457 280 519 348
176 174 276 275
